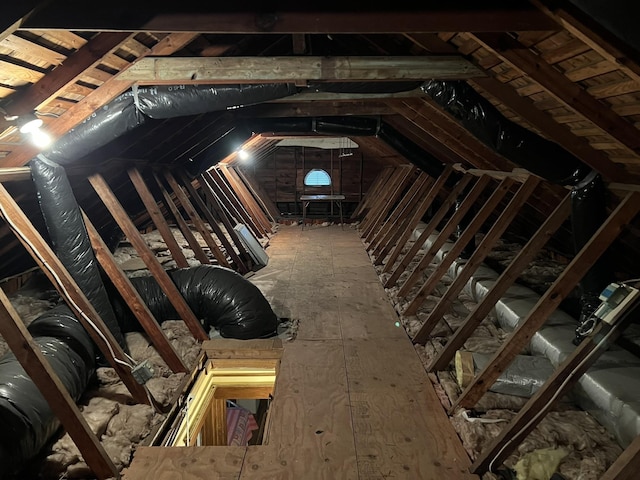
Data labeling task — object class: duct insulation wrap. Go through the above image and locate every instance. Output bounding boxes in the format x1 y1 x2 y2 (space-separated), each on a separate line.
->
133 83 299 119
461 351 557 398
43 84 299 166
30 156 127 353
0 304 96 479
111 264 279 340
421 80 592 187
571 171 614 315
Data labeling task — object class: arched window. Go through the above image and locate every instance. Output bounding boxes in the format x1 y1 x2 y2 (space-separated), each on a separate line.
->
304 168 331 186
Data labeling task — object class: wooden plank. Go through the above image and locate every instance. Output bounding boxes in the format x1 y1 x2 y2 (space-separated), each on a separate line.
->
153 171 211 265
0 166 31 182
345 338 477 479
412 175 540 342
362 166 415 239
122 446 246 480
234 167 280 223
224 165 273 233
470 295 640 474
358 166 408 235
368 171 430 253
219 164 272 235
374 168 452 267
128 167 190 269
472 32 640 154
240 340 359 479
118 55 484 84
209 168 265 240
428 192 572 371
384 173 471 283
88 173 209 342
0 181 151 405
0 288 119 480
177 169 250 274
195 173 254 268
82 211 188 374
601 434 640 480
403 176 515 316
453 191 640 410
203 338 283 359
163 170 232 268
351 165 393 219
396 175 491 298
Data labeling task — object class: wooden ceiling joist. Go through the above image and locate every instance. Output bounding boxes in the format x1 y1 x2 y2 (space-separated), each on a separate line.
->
119 55 484 84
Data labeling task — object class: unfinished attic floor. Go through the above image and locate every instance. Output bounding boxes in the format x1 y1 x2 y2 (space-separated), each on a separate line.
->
123 223 477 480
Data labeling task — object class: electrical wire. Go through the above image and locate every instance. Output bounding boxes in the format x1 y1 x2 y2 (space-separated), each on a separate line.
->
487 309 630 473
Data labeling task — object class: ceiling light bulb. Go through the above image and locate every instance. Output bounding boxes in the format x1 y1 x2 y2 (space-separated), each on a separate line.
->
238 149 249 160
29 129 52 149
18 113 43 134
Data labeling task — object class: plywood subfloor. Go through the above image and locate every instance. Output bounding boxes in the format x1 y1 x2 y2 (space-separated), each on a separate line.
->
123 224 477 480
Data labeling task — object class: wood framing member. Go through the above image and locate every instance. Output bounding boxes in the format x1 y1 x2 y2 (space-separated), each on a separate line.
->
207 168 265 240
0 181 151 405
175 169 250 274
601 433 640 480
470 291 640 474
396 175 491 298
194 173 254 266
403 176 516 316
88 173 209 342
361 166 415 239
163 170 232 269
82 211 188 374
358 166 407 235
470 32 640 154
368 171 431 255
0 166 31 182
127 168 190 269
452 191 640 411
351 166 393 220
218 164 273 235
118 56 484 84
427 192 572 372
153 171 211 265
412 174 540 343
373 168 451 267
383 172 471 284
0 289 119 480
233 167 280 223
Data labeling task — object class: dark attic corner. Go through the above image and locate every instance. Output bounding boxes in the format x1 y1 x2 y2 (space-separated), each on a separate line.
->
1 2 640 479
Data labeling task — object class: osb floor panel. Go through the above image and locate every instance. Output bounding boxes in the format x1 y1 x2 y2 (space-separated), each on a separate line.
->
123 224 477 480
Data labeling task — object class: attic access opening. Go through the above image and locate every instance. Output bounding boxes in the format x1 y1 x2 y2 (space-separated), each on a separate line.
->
152 338 282 447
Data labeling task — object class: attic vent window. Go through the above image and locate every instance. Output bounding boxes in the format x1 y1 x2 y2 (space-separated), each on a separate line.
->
304 169 331 186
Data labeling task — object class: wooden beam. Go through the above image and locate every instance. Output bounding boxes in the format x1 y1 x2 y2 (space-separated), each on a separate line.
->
470 294 640 474
0 181 151 405
21 8 560 33
452 191 640 411
384 173 472 284
403 176 515 316
412 175 540 343
118 56 483 84
351 166 393 220
0 288 119 480
127 168 190 269
88 173 209 342
0 166 31 182
195 173 255 267
0 32 198 168
233 168 280 223
601 434 640 480
153 171 211 265
82 211 188 374
163 170 232 269
471 32 640 155
428 191 572 372
396 175 491 298
176 169 250 274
